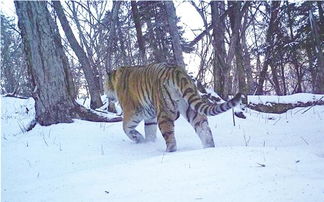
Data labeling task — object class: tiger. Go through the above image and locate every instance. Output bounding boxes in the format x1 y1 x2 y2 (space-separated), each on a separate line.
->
104 63 243 152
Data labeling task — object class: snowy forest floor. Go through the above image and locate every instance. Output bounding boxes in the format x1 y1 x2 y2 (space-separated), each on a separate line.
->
1 94 324 202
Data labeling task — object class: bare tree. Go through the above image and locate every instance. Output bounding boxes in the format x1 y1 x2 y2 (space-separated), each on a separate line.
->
211 1 227 97
53 1 103 109
1 14 32 96
309 8 324 93
229 1 248 95
131 1 147 64
15 1 121 126
164 1 185 67
256 1 281 95
15 1 77 125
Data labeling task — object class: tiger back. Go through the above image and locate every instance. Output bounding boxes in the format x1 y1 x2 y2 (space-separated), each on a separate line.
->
104 63 242 152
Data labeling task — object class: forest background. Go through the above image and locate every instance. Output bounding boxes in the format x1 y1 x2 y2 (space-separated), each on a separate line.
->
1 1 324 114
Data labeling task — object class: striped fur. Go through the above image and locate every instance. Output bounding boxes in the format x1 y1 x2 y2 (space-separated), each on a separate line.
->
104 63 242 152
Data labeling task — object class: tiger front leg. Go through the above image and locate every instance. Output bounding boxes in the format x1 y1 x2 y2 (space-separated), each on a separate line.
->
157 113 177 152
122 116 145 143
144 118 157 142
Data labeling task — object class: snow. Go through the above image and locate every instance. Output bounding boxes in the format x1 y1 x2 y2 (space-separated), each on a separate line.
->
2 95 324 202
248 93 324 105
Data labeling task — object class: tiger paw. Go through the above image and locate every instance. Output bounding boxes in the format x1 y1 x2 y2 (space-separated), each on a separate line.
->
166 143 177 152
131 133 145 143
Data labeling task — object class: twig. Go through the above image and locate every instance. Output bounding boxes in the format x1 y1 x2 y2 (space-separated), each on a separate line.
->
273 116 281 125
302 96 324 114
232 108 236 126
300 136 309 145
43 134 48 146
243 133 251 147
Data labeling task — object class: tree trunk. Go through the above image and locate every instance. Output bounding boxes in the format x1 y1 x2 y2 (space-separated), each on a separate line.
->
309 10 324 93
211 1 226 98
164 1 185 67
286 1 302 94
105 1 121 72
14 1 123 126
70 1 104 95
229 2 248 95
318 1 324 29
15 1 76 125
270 65 282 95
242 10 254 94
131 1 147 64
53 1 103 109
280 64 287 95
256 1 281 95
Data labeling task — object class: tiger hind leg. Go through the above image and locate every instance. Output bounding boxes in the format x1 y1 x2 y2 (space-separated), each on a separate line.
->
122 115 145 143
144 118 157 142
179 101 215 148
157 112 177 152
193 115 215 148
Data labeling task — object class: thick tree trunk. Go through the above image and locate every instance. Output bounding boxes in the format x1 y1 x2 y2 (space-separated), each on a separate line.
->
15 1 76 125
131 1 147 64
164 1 185 67
15 1 122 126
53 1 103 109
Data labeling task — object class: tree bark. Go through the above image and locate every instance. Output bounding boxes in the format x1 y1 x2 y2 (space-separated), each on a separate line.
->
256 1 281 95
211 1 226 97
105 1 121 72
309 10 324 93
229 1 248 95
15 1 121 127
270 64 282 95
15 1 77 125
53 1 103 109
242 10 254 94
164 1 185 67
131 1 147 64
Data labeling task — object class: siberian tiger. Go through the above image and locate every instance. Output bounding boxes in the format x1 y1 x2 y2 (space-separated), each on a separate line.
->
104 63 243 152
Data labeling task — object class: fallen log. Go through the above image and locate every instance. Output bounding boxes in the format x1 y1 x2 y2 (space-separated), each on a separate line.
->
247 97 324 114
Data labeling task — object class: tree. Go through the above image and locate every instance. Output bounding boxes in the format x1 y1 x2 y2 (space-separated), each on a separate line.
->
15 1 121 126
229 1 249 95
15 1 77 125
131 1 147 64
309 6 324 93
53 1 103 109
165 1 185 67
256 1 281 95
211 1 227 97
137 1 186 65
0 14 31 96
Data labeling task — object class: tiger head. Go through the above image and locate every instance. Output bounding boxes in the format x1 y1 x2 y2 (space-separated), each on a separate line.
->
104 70 117 102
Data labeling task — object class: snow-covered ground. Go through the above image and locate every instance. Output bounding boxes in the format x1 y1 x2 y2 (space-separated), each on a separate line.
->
1 95 324 202
248 93 324 105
